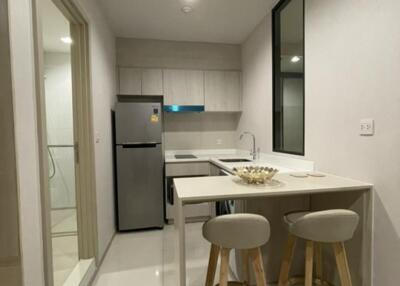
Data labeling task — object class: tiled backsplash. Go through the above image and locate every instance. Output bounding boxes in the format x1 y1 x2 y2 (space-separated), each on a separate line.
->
164 112 240 150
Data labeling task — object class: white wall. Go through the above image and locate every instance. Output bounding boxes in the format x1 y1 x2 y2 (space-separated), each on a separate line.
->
237 16 272 153
305 1 400 284
0 0 22 284
8 0 116 284
8 0 45 284
240 1 400 285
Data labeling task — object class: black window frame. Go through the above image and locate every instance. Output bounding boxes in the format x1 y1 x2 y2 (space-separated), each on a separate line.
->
272 0 305 156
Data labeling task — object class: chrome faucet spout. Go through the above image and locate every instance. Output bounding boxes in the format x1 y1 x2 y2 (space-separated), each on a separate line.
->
239 131 257 160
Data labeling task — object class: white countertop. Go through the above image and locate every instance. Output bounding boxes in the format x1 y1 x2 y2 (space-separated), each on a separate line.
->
165 149 313 174
174 173 373 203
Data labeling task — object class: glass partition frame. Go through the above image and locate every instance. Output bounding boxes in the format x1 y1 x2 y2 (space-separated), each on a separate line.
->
272 0 305 156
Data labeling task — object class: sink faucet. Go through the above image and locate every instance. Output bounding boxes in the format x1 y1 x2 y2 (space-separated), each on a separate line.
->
240 131 257 160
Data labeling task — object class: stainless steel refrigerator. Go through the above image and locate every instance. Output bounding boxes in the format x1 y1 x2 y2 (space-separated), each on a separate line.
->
114 102 164 231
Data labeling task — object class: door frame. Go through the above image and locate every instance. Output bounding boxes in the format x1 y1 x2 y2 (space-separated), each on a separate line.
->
32 0 98 285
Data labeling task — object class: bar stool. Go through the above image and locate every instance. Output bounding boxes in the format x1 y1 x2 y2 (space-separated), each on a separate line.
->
203 213 270 286
278 209 359 286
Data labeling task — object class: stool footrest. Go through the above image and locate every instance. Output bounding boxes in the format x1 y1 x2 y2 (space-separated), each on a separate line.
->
289 276 334 286
215 282 247 286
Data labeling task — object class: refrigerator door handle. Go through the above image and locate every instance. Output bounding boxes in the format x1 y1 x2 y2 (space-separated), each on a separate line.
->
120 142 160 148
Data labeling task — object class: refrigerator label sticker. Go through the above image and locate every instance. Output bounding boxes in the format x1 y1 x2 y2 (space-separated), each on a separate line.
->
151 114 159 123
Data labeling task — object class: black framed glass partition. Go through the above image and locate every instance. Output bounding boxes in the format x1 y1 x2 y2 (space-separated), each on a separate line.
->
272 0 305 155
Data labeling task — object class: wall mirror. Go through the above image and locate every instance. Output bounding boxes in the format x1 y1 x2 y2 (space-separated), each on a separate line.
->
272 0 304 155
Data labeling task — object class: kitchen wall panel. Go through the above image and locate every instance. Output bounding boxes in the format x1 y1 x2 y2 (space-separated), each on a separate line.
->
164 113 239 150
117 38 241 70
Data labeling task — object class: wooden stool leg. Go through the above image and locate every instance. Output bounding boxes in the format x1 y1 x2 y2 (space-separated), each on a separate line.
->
315 242 323 280
305 240 314 286
249 247 267 286
278 234 297 286
332 242 353 286
219 248 230 286
242 249 250 285
205 244 220 286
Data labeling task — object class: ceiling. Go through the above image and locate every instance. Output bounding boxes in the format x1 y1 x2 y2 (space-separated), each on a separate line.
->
98 0 273 44
41 0 71 53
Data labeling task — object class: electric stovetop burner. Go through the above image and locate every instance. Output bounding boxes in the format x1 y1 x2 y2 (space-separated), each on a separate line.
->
174 154 197 159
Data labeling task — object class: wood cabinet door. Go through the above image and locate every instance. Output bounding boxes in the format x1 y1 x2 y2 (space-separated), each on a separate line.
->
205 71 241 111
163 69 204 105
119 67 142 95
142 68 163 96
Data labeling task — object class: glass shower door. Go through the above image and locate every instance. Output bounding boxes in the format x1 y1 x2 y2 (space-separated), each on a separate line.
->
40 0 79 284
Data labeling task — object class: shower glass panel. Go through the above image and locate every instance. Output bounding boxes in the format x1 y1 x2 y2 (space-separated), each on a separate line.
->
40 0 79 284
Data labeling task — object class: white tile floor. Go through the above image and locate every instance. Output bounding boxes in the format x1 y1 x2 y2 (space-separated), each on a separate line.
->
51 209 79 286
52 235 79 286
93 222 234 286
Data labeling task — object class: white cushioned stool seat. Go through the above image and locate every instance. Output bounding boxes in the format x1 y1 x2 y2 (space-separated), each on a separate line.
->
284 209 359 242
202 213 270 249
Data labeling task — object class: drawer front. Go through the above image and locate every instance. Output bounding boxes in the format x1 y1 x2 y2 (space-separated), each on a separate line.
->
166 162 210 176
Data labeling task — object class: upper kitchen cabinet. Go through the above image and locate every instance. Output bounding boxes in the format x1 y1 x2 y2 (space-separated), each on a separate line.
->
119 67 142 95
163 69 204 105
142 69 163 95
204 71 241 112
118 67 163 96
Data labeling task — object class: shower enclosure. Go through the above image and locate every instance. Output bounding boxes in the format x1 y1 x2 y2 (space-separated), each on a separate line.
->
41 2 79 284
35 0 98 285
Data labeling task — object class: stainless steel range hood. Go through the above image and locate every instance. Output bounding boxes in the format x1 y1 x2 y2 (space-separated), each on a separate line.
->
163 105 204 113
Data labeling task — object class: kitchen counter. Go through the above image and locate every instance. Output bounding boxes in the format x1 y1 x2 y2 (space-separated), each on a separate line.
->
165 149 314 173
172 172 373 286
174 173 373 203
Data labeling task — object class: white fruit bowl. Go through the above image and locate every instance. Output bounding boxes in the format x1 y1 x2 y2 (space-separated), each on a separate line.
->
233 166 279 185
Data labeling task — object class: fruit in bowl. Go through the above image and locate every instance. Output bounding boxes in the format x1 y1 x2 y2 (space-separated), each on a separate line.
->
233 166 279 185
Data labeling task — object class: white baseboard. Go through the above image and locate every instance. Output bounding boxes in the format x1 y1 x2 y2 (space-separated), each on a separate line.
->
63 258 96 286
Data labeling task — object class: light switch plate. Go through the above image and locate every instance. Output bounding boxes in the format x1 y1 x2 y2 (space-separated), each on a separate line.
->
95 132 101 143
360 119 374 136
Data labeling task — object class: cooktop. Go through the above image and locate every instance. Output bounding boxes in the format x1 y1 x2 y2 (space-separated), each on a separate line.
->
174 154 198 159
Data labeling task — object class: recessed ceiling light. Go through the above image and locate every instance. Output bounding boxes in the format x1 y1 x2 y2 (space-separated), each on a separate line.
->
181 6 193 13
290 56 301 63
61 36 72 44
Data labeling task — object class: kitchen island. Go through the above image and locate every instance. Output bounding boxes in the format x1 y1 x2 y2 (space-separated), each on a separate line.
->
173 173 373 286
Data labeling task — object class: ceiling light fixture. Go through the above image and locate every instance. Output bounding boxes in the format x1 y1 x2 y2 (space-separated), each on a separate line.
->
61 36 72 44
290 56 301 63
181 5 193 13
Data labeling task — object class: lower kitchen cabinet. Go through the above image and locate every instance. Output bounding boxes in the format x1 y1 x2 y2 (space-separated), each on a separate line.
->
165 162 213 223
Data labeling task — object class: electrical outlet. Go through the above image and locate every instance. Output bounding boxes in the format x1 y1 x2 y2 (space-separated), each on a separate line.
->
216 139 222 145
360 119 374 136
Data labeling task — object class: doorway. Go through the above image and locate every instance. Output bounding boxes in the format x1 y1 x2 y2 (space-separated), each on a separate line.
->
33 0 98 285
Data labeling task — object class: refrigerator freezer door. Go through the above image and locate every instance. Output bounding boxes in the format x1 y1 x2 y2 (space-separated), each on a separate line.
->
115 102 162 144
116 144 164 230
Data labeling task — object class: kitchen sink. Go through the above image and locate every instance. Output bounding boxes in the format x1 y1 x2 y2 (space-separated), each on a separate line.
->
219 158 252 163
